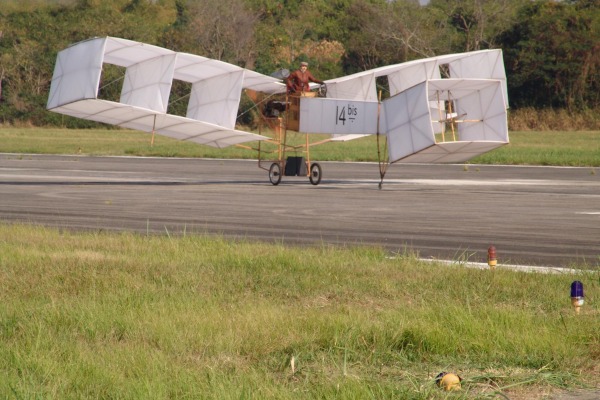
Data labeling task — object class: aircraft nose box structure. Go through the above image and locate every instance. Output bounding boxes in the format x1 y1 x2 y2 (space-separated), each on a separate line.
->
381 78 508 163
321 49 509 164
379 50 509 164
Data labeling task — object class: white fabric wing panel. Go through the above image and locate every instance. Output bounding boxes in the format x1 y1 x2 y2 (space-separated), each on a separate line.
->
173 52 285 94
242 70 287 94
387 60 441 96
121 53 176 113
452 82 508 142
381 82 434 162
397 141 507 163
50 99 267 148
188 71 244 129
427 79 508 143
174 52 233 81
47 38 106 110
448 50 508 108
173 53 245 128
102 37 173 67
329 134 371 142
325 74 377 101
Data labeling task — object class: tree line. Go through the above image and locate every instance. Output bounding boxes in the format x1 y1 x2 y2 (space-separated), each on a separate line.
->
0 0 598 128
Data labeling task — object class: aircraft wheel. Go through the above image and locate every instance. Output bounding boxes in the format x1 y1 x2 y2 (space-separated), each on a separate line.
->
309 163 322 185
269 162 282 185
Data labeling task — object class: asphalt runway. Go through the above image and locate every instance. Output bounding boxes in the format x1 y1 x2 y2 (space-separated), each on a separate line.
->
1 153 598 268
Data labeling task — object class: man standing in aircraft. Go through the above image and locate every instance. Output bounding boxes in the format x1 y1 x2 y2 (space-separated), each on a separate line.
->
287 61 324 94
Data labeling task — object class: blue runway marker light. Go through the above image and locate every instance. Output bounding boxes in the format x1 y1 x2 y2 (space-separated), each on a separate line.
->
570 281 584 314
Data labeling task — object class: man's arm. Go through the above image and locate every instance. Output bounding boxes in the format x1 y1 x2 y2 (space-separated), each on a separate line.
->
307 72 324 84
286 72 297 91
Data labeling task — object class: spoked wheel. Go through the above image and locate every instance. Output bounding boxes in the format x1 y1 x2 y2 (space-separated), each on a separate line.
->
269 162 282 185
309 162 322 185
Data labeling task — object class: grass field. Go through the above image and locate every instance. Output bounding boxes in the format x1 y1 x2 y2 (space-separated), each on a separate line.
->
1 127 599 166
0 127 598 398
0 224 598 399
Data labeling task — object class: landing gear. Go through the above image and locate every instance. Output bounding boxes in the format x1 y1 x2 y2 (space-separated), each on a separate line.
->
269 162 282 185
267 160 323 186
309 163 322 185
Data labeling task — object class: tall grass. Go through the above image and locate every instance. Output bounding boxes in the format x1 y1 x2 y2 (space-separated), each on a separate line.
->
508 107 600 131
0 127 599 166
0 223 597 399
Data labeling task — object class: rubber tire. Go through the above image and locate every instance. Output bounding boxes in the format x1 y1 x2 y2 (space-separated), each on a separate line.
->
269 162 282 185
309 163 322 185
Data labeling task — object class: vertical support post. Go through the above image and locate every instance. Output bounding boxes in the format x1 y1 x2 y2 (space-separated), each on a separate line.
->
150 114 157 146
376 90 389 189
437 91 445 143
448 97 456 141
305 133 310 176
280 117 286 168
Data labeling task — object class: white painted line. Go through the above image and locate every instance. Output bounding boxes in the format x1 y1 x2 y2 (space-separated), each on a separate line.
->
386 256 584 274
325 178 600 188
418 258 582 274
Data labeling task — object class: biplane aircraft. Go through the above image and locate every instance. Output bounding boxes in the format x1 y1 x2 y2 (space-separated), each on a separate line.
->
47 36 509 187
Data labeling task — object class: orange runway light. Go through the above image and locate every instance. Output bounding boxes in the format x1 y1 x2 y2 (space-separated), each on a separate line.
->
487 245 497 269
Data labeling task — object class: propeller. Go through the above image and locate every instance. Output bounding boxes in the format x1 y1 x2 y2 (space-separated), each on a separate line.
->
270 69 290 80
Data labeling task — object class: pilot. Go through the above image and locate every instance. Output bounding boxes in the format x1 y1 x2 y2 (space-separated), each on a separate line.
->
286 61 324 94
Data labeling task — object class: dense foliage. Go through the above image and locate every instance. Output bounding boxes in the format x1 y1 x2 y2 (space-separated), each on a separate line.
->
0 0 598 127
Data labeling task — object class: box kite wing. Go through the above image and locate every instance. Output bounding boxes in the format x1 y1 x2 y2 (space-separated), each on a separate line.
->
47 37 286 148
315 49 509 163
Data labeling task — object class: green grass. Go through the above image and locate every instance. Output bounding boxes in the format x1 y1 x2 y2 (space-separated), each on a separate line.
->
1 127 598 397
1 127 599 166
0 223 598 399
471 131 600 167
